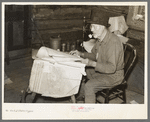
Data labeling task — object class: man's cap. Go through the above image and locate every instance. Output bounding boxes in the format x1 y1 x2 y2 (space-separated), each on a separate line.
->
87 8 115 27
87 15 110 27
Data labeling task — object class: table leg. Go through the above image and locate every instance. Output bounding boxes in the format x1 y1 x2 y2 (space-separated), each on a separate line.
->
26 92 36 103
20 87 36 103
71 95 76 103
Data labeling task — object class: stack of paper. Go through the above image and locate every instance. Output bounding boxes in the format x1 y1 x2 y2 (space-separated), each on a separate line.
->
29 59 86 98
29 46 86 98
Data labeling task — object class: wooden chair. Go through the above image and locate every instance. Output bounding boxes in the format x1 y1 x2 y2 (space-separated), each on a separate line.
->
96 43 137 103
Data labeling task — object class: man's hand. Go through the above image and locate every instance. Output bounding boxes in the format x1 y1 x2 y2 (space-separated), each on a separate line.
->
81 58 96 67
81 58 89 65
69 50 81 57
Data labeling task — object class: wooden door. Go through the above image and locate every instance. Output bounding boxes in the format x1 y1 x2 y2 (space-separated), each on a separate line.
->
5 5 31 60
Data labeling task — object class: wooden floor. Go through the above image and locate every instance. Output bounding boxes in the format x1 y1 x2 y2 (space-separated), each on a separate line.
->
4 56 144 104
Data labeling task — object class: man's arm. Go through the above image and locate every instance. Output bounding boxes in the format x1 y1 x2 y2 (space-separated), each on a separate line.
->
81 52 96 61
82 43 97 61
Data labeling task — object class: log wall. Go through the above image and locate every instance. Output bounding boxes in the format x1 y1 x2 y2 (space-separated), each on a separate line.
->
31 5 92 48
31 5 128 48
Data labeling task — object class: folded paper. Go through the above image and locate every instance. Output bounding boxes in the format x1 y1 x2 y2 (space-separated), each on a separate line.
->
108 15 128 34
108 16 129 43
83 39 96 53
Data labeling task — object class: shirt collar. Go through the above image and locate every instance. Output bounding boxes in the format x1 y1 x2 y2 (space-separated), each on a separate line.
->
95 31 111 50
100 30 110 45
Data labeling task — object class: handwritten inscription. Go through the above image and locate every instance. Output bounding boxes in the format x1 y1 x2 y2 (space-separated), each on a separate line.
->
71 106 94 112
5 109 33 113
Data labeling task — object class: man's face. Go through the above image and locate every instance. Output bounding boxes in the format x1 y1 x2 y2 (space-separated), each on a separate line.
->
90 24 105 39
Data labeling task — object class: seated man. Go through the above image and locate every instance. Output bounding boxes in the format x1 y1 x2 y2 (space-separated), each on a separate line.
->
70 15 124 103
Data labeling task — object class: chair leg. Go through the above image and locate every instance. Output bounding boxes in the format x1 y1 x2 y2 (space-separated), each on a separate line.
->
71 95 76 103
122 89 126 103
105 89 109 103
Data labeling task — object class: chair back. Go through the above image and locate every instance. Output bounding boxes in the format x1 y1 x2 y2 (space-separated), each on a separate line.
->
122 43 137 83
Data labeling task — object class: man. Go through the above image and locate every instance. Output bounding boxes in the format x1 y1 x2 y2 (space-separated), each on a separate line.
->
70 15 124 103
